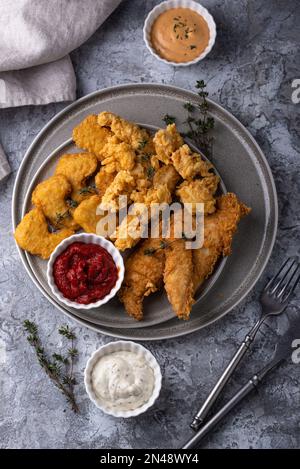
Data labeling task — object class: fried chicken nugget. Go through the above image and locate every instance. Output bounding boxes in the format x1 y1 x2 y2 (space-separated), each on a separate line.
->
153 124 183 164
163 237 194 320
119 237 166 320
72 115 113 159
55 152 98 203
14 208 74 259
97 112 151 151
171 144 213 179
193 193 251 292
176 175 220 214
73 195 102 233
32 174 79 230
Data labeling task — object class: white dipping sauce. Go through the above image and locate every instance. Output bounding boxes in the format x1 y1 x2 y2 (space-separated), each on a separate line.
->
91 351 155 411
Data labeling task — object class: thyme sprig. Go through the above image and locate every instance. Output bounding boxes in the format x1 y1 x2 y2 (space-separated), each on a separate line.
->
144 240 169 256
183 80 215 158
55 210 71 227
23 321 79 413
163 114 176 125
79 183 97 195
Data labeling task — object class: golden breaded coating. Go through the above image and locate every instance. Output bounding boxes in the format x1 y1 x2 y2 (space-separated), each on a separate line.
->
112 201 150 251
153 164 181 193
97 111 150 151
193 193 251 292
171 144 212 179
164 238 194 320
31 174 79 230
72 115 113 159
100 137 136 173
73 195 103 234
176 175 220 214
95 169 117 200
100 170 135 212
14 208 74 259
119 237 166 320
153 124 184 164
55 152 98 203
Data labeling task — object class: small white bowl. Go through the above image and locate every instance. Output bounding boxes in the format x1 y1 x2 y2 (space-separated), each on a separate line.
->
143 0 216 67
84 341 162 418
47 233 124 310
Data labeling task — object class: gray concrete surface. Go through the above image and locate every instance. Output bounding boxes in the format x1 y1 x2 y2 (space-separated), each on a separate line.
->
0 0 299 449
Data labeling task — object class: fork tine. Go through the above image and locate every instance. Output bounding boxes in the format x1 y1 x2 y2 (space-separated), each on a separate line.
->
264 256 298 293
270 257 299 294
281 267 300 302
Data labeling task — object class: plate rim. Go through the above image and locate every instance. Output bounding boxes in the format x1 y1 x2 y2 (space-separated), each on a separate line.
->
11 83 278 340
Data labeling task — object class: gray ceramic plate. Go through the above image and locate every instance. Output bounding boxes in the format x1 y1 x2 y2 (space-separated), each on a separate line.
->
12 84 278 340
21 131 227 330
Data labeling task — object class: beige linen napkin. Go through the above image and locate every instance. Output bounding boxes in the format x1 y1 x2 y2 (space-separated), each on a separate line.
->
0 0 122 180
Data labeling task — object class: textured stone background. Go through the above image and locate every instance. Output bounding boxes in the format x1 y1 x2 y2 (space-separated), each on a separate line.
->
0 0 299 449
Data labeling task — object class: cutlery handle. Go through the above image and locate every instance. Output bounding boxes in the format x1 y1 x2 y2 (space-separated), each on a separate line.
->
183 377 257 449
190 319 262 431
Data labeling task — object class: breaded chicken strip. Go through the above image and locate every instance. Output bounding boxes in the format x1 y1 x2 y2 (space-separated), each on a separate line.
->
176 175 220 214
72 115 113 159
97 112 151 151
32 174 79 230
119 237 166 320
14 208 74 259
171 144 212 179
55 152 98 203
100 170 135 212
193 193 251 292
163 239 194 320
153 124 183 164
95 169 117 200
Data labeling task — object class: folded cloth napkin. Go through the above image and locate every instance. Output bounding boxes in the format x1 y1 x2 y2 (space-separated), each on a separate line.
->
0 0 122 180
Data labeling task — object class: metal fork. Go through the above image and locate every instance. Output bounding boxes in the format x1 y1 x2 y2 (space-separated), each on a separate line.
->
190 256 300 431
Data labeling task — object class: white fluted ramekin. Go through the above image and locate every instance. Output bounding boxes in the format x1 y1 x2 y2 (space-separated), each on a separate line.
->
143 0 216 67
47 233 124 310
84 341 162 418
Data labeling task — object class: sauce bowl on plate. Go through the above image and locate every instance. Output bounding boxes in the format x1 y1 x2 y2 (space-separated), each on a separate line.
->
47 233 124 310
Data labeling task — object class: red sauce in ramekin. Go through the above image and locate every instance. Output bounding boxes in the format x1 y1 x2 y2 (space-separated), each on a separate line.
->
53 242 118 305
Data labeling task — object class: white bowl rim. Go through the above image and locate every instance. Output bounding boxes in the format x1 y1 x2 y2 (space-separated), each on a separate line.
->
46 233 124 310
84 340 162 418
143 0 217 67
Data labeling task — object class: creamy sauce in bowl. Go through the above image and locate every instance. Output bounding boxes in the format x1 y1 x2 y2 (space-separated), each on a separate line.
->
91 351 155 412
150 7 210 63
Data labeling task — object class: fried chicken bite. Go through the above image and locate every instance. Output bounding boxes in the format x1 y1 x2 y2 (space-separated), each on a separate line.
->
171 144 212 179
72 114 113 159
100 136 136 173
176 175 220 214
55 152 98 203
153 164 181 192
97 111 151 151
94 169 117 200
31 174 79 230
119 237 166 320
100 170 135 212
192 193 251 293
14 208 74 259
153 123 184 164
